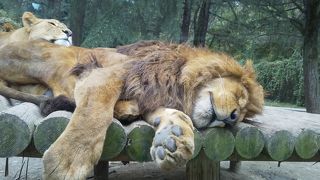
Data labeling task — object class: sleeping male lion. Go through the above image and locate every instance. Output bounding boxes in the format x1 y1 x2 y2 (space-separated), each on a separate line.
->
0 40 264 179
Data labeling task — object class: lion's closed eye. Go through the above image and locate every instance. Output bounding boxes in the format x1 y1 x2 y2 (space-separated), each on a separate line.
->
48 22 56 26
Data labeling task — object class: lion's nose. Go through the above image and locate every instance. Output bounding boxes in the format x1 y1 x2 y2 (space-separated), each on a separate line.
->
63 30 72 37
229 109 238 122
221 109 238 125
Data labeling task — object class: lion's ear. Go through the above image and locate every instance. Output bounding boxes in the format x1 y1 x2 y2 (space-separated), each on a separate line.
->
239 88 249 108
243 60 255 76
22 12 39 29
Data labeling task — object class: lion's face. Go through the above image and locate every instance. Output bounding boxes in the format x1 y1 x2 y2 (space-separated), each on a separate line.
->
191 77 251 129
22 12 72 46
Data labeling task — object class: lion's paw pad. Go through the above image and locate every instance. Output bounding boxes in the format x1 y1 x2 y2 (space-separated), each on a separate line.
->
150 124 193 170
151 125 181 159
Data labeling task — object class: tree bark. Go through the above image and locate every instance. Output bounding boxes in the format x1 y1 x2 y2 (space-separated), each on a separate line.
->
47 0 61 19
193 0 211 47
180 0 192 43
70 0 87 46
303 0 320 113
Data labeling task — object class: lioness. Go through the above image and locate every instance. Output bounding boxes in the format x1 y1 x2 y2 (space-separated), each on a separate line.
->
0 40 264 179
0 11 73 99
0 12 72 47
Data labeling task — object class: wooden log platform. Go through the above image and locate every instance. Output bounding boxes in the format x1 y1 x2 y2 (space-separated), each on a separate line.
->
0 106 319 161
0 105 319 180
0 95 10 112
0 103 42 157
33 111 72 154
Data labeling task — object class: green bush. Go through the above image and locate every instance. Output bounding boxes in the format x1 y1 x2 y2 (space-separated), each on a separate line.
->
255 53 304 106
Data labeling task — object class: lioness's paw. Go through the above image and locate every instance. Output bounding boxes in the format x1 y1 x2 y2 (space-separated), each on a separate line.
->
150 111 194 170
40 95 76 116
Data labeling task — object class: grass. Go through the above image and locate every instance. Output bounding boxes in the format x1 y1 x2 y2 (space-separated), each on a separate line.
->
264 99 304 108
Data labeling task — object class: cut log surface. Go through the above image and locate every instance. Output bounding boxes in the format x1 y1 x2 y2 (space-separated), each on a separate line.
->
295 130 319 159
203 128 235 161
192 130 202 159
0 103 42 157
125 121 155 161
235 127 264 159
266 130 295 161
33 111 71 154
100 119 127 160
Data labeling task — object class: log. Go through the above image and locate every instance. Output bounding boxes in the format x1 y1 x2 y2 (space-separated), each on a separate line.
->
0 95 10 112
0 103 42 157
192 130 202 159
266 130 295 161
295 130 319 159
33 111 71 154
251 107 320 160
125 121 155 161
186 150 220 180
100 119 127 160
203 128 235 161
235 127 264 159
253 106 320 134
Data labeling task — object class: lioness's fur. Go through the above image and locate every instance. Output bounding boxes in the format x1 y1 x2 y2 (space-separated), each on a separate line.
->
0 12 72 47
0 40 264 179
0 12 73 98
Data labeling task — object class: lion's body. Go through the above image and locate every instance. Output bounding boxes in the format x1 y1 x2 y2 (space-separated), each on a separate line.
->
0 40 264 179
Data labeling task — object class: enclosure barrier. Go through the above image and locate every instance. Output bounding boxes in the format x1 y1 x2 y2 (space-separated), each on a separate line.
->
0 95 320 180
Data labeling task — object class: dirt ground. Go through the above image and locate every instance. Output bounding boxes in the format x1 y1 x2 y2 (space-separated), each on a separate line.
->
0 157 319 180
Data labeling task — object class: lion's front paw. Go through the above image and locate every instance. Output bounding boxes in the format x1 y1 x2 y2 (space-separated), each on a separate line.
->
43 146 92 180
150 111 194 170
43 134 101 180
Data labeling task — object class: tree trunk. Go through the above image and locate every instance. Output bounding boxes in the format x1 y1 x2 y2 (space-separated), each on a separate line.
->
70 0 87 46
180 0 192 43
303 0 320 113
193 0 211 47
47 0 61 19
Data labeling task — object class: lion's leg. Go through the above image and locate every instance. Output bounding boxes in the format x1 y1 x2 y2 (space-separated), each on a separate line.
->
145 108 195 170
114 100 140 121
43 67 125 180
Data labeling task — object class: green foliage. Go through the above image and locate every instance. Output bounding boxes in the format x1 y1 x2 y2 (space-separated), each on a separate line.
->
0 9 21 31
255 52 304 106
82 0 181 47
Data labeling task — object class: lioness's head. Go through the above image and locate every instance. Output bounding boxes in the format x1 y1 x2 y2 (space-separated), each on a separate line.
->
191 61 264 129
22 12 72 46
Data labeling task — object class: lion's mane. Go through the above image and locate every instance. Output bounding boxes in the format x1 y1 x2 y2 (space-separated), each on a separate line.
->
118 41 264 118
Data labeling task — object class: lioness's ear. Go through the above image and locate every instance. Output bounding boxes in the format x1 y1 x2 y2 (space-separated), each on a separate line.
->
22 12 39 29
